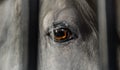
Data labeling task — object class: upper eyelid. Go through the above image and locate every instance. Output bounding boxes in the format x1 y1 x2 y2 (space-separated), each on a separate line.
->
45 21 79 37
53 21 69 28
45 21 69 33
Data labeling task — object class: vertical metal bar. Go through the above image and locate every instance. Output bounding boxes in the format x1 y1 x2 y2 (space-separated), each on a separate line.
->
116 0 120 69
106 0 119 70
98 0 109 70
98 0 119 70
28 0 39 70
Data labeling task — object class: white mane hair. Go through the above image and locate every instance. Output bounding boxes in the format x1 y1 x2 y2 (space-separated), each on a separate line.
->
0 0 28 70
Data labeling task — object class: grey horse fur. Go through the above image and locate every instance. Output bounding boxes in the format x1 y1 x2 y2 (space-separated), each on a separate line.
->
39 0 99 70
0 0 29 70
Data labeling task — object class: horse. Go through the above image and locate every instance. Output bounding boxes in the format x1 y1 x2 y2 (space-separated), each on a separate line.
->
38 0 99 70
0 0 120 70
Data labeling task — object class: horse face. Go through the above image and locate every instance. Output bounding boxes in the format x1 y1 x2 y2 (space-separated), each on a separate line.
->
39 0 99 70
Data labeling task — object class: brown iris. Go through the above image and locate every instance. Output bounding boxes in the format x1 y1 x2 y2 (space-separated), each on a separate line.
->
53 28 72 42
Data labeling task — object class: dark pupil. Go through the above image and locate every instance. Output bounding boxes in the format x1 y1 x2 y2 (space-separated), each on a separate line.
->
54 29 65 37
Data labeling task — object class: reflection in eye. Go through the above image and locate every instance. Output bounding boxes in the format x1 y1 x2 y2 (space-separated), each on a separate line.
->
54 28 72 42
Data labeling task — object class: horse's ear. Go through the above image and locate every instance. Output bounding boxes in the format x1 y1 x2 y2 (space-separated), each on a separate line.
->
86 0 97 12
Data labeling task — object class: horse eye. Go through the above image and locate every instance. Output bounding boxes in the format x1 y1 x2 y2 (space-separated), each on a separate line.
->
47 28 74 43
53 28 72 42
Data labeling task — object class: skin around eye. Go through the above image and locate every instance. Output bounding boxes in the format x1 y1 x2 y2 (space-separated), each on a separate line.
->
46 21 79 43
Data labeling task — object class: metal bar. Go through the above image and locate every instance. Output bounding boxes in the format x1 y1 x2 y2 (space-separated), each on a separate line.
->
116 0 120 69
27 0 39 70
106 0 119 70
98 0 119 70
98 0 109 70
